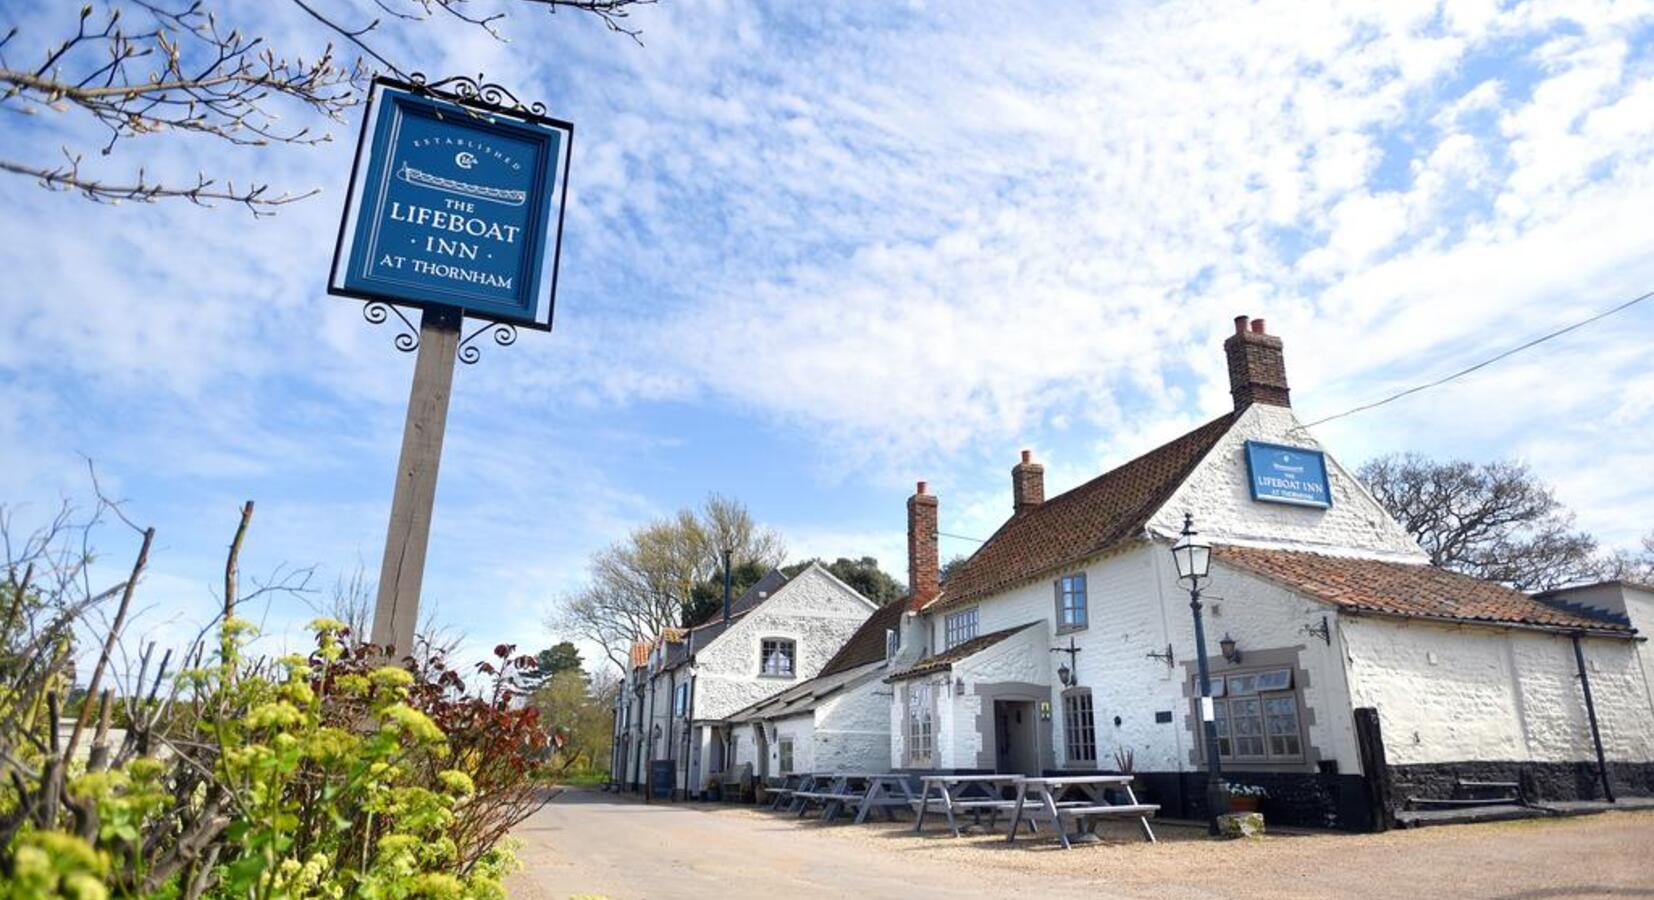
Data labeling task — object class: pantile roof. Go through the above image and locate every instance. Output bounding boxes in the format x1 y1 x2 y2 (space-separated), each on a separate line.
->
884 622 1042 682
818 599 907 678
936 413 1236 609
1212 545 1637 635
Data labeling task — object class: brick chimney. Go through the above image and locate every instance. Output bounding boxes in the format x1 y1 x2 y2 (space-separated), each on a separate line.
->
1224 315 1290 410
1012 449 1044 514
907 481 939 612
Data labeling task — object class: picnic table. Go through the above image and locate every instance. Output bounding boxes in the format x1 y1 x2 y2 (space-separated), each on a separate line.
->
1006 775 1158 850
851 774 917 824
913 774 1025 837
792 773 880 822
765 773 806 810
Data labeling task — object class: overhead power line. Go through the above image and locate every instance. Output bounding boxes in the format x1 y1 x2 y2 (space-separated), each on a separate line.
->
1300 289 1654 429
938 530 986 543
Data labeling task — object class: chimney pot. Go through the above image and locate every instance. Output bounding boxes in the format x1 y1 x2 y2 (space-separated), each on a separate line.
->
1012 450 1045 514
1224 313 1290 410
916 480 927 495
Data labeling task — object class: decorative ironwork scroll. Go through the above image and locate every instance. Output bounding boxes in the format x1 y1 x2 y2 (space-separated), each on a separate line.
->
407 72 549 118
456 319 518 365
363 301 420 353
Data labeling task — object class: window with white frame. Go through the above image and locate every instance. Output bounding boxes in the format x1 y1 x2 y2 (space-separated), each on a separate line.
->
1055 572 1088 632
1208 668 1302 761
778 737 795 774
673 681 689 717
905 682 935 767
944 608 978 649
1062 689 1097 765
760 639 795 677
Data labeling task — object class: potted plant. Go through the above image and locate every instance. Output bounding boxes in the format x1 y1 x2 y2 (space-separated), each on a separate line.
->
1222 781 1269 813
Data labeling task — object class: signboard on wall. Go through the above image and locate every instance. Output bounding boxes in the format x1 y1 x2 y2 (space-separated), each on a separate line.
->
330 79 572 330
1244 440 1332 508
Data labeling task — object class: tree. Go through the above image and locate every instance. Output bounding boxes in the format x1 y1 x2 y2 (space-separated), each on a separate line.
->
1357 454 1602 591
782 556 905 605
514 640 584 690
551 495 785 670
531 667 618 774
1 1 651 213
1599 530 1654 584
685 558 770 628
940 554 969 585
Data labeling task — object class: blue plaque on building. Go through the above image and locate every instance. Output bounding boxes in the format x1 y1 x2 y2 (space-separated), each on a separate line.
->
330 79 572 330
1245 440 1332 508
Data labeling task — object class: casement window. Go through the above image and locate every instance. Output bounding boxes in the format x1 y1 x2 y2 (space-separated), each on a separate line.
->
905 682 935 767
885 628 900 660
673 681 689 717
944 608 979 649
1062 689 1097 765
778 738 795 775
1208 668 1302 761
1055 573 1088 632
760 639 796 678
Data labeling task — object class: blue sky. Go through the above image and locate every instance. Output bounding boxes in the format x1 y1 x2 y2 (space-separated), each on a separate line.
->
2 0 1652 674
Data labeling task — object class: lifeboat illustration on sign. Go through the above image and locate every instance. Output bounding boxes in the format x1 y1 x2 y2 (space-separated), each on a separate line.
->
397 162 526 206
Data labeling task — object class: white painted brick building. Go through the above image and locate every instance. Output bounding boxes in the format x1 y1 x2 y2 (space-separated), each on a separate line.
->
880 315 1654 829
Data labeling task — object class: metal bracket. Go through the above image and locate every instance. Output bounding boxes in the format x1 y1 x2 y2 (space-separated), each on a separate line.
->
1145 643 1175 666
363 301 420 352
1303 615 1332 646
456 319 518 365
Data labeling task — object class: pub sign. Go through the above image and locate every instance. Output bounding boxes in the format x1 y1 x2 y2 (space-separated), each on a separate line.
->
1244 440 1332 509
330 79 572 330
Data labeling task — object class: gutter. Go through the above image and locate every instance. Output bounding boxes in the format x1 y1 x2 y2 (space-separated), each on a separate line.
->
1339 607 1638 640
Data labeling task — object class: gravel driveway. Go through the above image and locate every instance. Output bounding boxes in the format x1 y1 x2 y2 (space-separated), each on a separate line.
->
507 788 1654 900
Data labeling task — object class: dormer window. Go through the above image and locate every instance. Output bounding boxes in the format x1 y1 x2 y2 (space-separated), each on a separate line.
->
760 638 795 678
885 628 900 661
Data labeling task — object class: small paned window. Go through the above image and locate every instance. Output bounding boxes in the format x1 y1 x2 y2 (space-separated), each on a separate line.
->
673 681 689 717
944 608 979 649
1062 690 1097 765
760 639 796 677
1056 573 1088 632
778 738 794 774
1203 668 1302 762
906 682 935 767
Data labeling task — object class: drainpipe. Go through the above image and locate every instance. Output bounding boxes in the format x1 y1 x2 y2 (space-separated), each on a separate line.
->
722 547 733 625
664 666 676 802
642 664 656 804
1571 632 1615 803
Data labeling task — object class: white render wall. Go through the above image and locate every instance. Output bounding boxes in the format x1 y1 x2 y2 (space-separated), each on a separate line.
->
917 544 1362 775
1342 617 1654 765
949 622 1052 768
693 565 876 722
771 715 815 776
811 676 895 773
1148 403 1425 560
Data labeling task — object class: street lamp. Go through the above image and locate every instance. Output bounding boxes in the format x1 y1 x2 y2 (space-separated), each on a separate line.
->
1171 513 1227 835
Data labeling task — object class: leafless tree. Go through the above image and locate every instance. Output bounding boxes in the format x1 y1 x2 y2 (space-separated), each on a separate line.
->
1358 454 1603 591
308 562 465 663
1598 530 1654 585
551 494 785 671
0 0 653 213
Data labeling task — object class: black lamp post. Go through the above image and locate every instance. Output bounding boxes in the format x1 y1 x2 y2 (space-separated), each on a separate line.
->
1171 513 1226 835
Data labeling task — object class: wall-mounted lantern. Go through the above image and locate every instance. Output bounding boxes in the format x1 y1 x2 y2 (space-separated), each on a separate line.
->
1051 636 1082 687
1219 634 1241 664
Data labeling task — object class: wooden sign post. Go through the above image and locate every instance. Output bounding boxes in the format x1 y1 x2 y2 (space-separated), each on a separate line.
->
328 76 572 656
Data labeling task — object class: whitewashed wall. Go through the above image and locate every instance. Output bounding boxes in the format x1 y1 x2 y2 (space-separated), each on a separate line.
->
917 543 1363 774
949 622 1051 768
1342 617 1654 765
1147 403 1424 559
812 676 895 773
770 716 815 775
694 565 876 722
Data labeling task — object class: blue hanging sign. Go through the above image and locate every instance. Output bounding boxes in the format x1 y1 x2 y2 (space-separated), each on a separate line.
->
1244 441 1332 508
330 78 572 330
